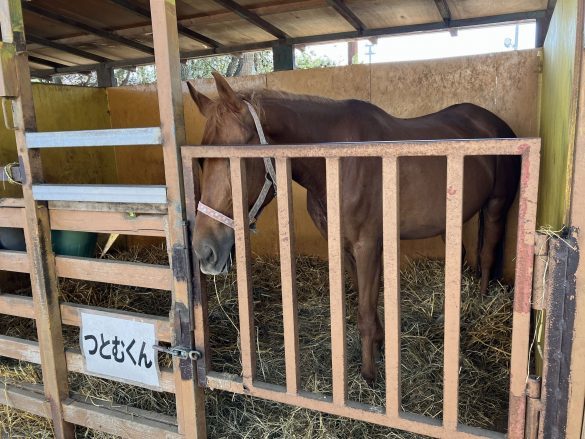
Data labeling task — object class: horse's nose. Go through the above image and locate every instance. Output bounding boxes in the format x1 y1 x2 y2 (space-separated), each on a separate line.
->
196 243 216 266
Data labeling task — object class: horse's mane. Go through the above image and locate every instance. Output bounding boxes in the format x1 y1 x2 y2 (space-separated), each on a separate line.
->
205 88 336 128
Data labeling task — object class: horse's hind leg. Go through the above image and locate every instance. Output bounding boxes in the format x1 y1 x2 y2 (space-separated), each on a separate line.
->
478 197 508 294
353 240 383 384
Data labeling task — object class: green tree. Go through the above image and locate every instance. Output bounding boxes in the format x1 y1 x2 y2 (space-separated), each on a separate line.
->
294 48 337 69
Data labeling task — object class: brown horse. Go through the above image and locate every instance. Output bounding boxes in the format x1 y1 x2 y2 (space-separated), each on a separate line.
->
188 72 520 384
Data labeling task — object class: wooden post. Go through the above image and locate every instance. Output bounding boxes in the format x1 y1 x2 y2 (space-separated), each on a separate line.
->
96 64 116 87
149 0 206 437
0 0 74 437
273 43 294 71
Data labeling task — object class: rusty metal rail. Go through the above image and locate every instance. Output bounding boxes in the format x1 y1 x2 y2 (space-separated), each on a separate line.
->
182 137 540 439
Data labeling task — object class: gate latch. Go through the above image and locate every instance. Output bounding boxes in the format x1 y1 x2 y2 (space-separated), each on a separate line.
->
153 345 201 361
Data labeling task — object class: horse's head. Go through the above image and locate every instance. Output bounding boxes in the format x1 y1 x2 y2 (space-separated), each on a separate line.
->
188 72 275 275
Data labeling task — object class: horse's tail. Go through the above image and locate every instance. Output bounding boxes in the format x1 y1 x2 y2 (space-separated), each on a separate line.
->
476 206 506 280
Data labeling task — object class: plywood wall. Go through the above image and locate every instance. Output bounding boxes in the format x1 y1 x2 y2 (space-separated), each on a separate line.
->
106 50 541 278
538 0 584 229
0 84 114 200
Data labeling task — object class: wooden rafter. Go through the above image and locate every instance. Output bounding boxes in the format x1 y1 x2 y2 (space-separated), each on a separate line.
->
434 0 452 25
28 56 68 69
326 0 367 32
212 0 289 39
27 34 110 63
30 9 547 77
22 2 155 55
109 0 220 48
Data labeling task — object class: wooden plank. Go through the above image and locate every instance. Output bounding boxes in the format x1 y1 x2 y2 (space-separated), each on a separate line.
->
0 198 24 207
54 256 172 290
0 206 25 228
60 302 172 343
0 250 29 273
205 372 506 439
443 154 464 431
32 184 168 204
150 0 206 436
0 379 52 419
508 146 541 439
0 378 180 439
182 138 540 159
48 200 167 214
0 293 34 318
326 157 347 406
382 156 401 418
230 157 256 388
4 0 74 434
62 397 181 439
0 334 41 363
49 209 166 237
25 127 162 148
276 158 300 395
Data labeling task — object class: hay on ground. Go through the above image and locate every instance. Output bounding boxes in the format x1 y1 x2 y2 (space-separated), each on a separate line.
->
1 246 513 438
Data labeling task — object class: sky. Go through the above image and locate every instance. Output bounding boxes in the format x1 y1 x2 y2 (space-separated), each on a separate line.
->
298 21 537 66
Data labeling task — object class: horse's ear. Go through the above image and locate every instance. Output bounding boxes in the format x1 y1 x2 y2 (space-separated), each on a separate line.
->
187 81 213 118
211 71 244 112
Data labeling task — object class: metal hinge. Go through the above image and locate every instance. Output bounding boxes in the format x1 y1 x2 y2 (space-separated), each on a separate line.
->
153 344 201 361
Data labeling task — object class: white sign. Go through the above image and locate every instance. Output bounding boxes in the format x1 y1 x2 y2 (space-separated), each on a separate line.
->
80 310 160 389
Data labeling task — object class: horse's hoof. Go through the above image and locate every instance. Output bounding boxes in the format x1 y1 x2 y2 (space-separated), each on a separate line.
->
361 368 376 387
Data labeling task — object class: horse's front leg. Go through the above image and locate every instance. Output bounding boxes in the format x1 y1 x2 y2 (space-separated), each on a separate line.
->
353 240 383 385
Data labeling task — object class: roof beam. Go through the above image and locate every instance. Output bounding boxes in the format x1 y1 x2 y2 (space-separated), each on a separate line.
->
433 0 452 25
212 0 289 39
30 9 546 78
326 0 367 32
28 56 68 69
22 3 154 55
108 0 220 48
27 35 110 63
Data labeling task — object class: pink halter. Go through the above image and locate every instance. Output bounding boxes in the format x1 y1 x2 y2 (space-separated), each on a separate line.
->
197 101 276 230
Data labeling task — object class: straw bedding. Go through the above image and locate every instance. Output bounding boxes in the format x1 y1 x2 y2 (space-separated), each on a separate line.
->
1 245 513 438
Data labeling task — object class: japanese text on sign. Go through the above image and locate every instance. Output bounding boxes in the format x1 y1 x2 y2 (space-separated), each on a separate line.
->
80 310 160 388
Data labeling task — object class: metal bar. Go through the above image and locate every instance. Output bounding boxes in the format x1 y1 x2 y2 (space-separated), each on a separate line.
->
23 2 154 55
213 0 289 39
25 127 162 148
382 156 401 418
30 9 546 77
32 184 167 204
205 372 506 439
507 146 540 439
326 157 347 406
27 34 110 63
326 0 367 32
1 0 75 435
230 157 257 388
181 138 539 159
443 154 464 431
276 157 300 395
109 0 219 48
150 0 206 436
183 156 211 386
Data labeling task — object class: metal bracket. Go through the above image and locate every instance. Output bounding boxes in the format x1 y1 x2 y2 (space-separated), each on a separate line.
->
153 344 201 361
1 161 22 183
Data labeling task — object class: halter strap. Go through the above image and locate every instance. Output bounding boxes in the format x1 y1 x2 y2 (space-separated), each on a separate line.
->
197 100 276 230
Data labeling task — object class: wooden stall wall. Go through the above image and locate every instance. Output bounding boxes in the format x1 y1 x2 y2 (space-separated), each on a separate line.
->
106 50 541 279
0 84 114 289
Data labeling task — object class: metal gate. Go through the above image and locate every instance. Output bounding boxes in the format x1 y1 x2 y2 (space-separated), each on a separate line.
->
182 139 540 439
